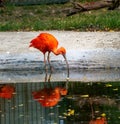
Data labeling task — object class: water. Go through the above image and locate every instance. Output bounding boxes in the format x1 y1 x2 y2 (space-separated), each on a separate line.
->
0 48 120 82
0 45 120 124
0 81 120 124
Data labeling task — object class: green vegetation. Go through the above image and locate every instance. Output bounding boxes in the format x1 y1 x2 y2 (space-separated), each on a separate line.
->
0 3 120 31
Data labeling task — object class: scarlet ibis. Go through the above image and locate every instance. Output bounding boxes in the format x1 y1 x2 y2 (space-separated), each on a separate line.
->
0 85 15 99
29 32 69 78
32 87 67 107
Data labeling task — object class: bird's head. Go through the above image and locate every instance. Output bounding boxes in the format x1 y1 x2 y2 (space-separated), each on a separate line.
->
56 47 66 55
56 47 69 78
59 88 68 96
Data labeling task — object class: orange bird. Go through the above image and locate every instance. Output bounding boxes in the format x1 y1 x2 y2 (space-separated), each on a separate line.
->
0 85 15 99
32 87 67 107
29 32 69 78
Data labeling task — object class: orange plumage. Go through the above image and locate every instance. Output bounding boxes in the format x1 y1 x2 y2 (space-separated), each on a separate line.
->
0 85 15 99
29 33 66 55
32 87 67 107
29 32 69 78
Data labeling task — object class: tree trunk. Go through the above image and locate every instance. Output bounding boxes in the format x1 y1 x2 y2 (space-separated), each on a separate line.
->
66 0 120 16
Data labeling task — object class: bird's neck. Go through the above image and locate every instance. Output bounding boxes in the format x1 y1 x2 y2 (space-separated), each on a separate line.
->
52 48 61 55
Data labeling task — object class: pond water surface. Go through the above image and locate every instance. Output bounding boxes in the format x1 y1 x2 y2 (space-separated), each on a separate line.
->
0 43 120 124
0 81 120 124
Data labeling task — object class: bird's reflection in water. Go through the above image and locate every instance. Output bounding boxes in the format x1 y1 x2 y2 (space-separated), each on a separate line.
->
32 70 68 107
0 84 15 99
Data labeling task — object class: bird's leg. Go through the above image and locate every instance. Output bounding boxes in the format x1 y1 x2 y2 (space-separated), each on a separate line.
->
44 54 46 69
48 68 52 83
44 54 48 82
47 52 53 73
44 67 48 83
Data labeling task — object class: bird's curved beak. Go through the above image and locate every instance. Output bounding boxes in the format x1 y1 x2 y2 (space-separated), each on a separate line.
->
62 54 69 79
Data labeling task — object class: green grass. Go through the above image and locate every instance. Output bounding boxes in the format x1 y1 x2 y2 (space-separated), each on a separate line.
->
0 3 120 31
